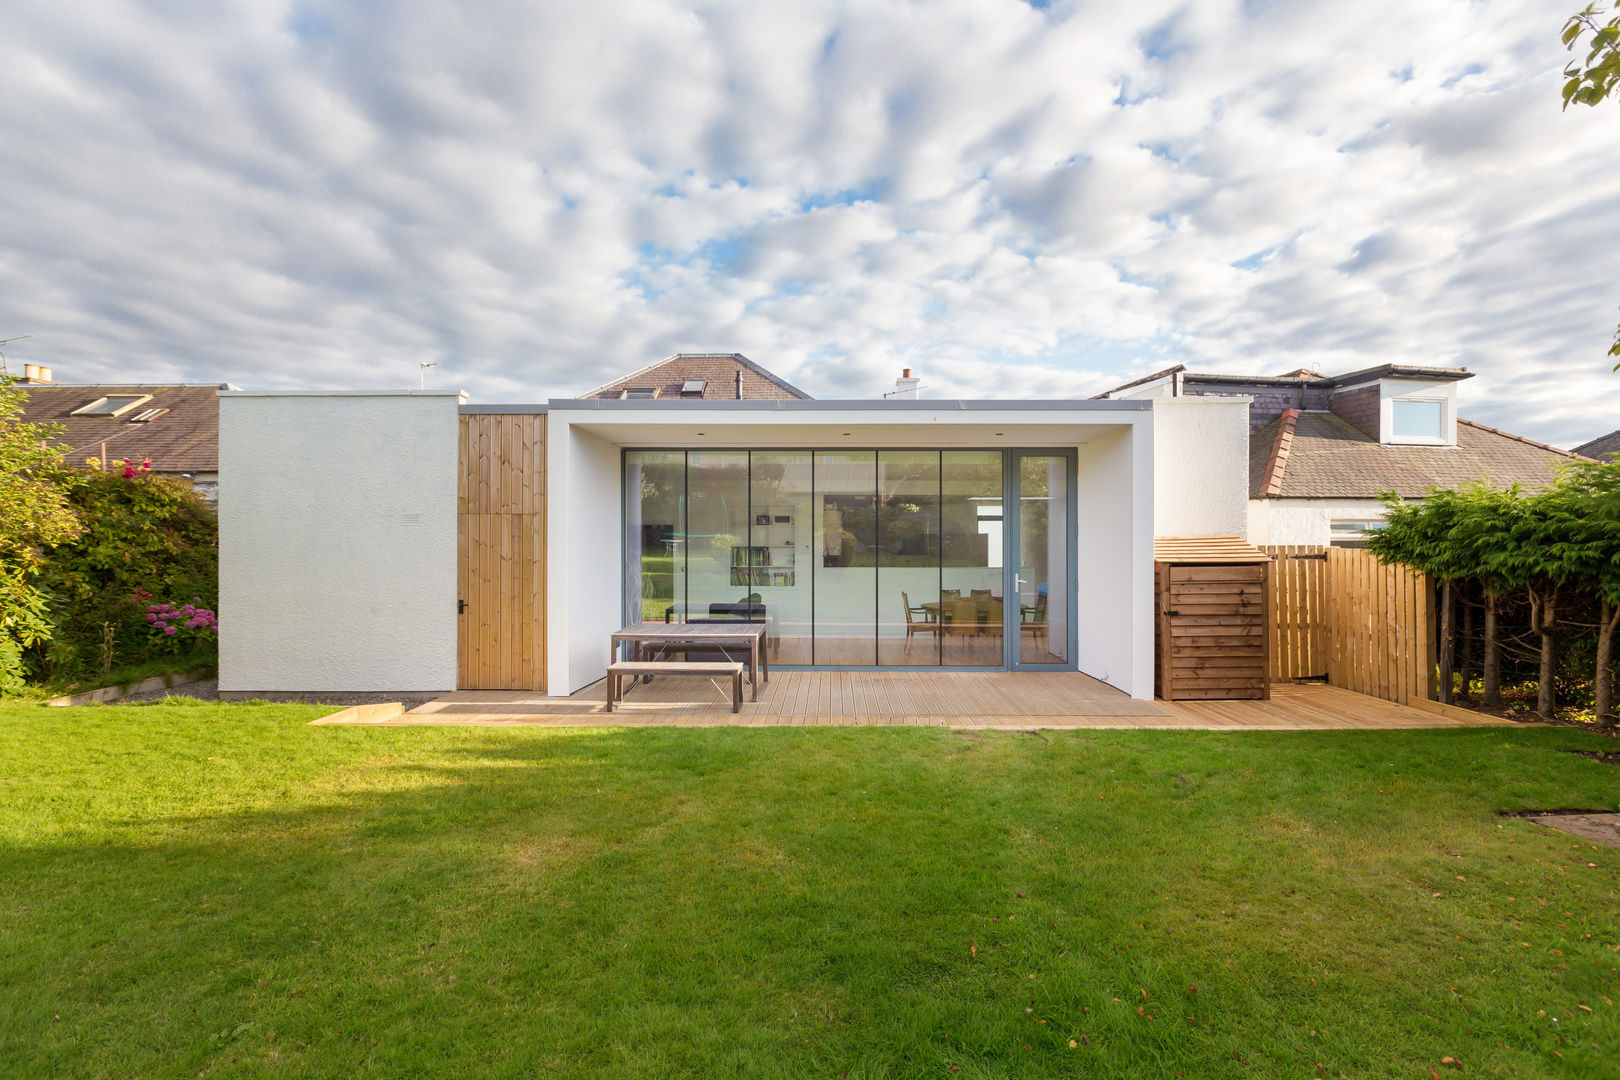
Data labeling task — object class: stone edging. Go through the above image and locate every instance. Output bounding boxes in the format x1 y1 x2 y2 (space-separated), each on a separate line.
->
46 667 216 707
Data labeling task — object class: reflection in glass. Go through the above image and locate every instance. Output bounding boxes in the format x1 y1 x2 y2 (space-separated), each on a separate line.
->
942 451 1004 666
750 452 813 664
624 451 685 625
685 452 751 625
1017 455 1069 664
814 451 877 664
877 451 941 665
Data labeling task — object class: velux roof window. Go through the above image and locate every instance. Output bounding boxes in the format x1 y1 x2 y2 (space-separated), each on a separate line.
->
621 387 658 399
70 394 152 417
680 379 706 396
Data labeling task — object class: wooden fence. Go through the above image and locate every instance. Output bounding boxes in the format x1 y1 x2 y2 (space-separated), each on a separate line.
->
1266 546 1328 681
1262 545 1433 705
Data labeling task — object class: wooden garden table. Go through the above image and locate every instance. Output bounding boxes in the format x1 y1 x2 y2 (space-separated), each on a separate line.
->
610 622 769 701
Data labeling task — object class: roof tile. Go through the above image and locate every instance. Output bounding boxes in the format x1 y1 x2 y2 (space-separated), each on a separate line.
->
1249 410 1583 499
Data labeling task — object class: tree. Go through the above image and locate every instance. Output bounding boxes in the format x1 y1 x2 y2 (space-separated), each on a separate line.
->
1480 486 1591 721
1563 5 1620 368
1558 459 1620 726
1564 3 1620 107
0 374 79 691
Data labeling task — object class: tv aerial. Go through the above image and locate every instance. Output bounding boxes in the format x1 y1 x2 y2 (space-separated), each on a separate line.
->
418 358 439 389
0 334 32 375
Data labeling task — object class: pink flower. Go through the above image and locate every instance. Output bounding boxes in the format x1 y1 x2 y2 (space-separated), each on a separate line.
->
163 625 177 635
146 612 158 622
146 604 158 612
182 605 195 615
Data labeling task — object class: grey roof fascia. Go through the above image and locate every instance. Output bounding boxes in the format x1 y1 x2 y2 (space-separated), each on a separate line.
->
1178 364 1472 391
545 397 1152 412
1320 364 1472 387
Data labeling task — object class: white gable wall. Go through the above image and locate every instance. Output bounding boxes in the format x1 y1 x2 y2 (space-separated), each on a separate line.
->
218 391 463 693
1150 397 1251 538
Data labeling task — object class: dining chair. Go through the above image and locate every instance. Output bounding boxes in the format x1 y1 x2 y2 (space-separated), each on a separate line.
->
901 591 941 654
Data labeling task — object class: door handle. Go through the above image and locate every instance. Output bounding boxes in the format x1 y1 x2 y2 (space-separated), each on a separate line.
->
457 599 467 615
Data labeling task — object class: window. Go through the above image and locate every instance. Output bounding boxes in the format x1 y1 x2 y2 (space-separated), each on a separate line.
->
620 387 658 399
71 394 152 417
1390 398 1444 440
680 379 706 396
1330 519 1384 544
126 407 169 423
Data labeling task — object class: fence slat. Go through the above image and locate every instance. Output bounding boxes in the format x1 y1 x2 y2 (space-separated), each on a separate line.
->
1301 547 1433 704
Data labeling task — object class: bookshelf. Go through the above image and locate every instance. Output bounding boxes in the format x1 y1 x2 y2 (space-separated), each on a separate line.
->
730 506 801 588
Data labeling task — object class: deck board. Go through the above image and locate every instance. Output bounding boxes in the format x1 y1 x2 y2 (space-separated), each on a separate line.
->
331 675 1523 730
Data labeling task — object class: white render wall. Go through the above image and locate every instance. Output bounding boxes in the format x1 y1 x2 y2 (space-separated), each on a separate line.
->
1248 497 1396 547
1074 424 1155 699
218 391 463 692
1151 398 1250 538
549 424 623 695
545 403 1158 698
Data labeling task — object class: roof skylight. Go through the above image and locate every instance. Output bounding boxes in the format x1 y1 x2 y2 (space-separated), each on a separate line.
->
70 394 153 417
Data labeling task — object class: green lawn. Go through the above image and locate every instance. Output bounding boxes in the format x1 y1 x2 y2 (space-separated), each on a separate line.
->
1 702 1616 1078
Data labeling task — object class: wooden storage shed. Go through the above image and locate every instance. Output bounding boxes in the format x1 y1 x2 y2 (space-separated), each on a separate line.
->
1154 535 1272 701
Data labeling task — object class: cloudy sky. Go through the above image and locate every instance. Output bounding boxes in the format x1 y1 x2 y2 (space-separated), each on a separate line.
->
1 0 1616 444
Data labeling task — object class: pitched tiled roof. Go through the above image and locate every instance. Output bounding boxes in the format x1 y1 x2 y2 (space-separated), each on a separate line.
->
580 353 811 400
16 383 221 473
1248 410 1585 499
1575 428 1620 460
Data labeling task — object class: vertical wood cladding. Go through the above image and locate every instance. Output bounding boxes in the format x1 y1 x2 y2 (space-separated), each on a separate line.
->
457 413 547 691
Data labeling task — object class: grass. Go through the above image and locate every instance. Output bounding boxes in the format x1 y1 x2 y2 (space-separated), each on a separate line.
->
0 701 1616 1078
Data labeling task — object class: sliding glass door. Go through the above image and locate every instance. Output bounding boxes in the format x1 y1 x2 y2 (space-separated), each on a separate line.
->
623 448 1072 669
1008 453 1072 669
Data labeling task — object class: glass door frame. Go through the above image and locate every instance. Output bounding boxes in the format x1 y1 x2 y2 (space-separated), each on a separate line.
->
1003 449 1079 671
621 446 1078 672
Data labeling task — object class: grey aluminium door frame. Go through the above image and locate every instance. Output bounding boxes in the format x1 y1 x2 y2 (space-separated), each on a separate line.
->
1003 448 1080 671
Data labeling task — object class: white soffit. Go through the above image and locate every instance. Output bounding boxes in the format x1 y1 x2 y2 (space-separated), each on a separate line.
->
550 410 1142 448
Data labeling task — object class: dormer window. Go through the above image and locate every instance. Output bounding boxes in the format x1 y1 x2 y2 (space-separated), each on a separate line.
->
1384 394 1452 446
620 387 658 400
1390 399 1444 440
71 394 152 417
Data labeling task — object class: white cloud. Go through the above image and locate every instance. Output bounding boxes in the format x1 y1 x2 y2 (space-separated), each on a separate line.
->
0 0 1615 444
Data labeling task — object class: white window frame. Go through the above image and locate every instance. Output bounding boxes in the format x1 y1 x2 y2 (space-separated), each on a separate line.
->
70 393 153 417
1384 395 1450 446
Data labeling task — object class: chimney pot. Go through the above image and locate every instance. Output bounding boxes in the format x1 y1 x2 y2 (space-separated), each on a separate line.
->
902 368 911 378
22 363 53 384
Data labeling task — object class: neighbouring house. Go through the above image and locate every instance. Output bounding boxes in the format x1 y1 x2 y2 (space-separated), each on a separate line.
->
12 363 233 500
1575 428 1620 460
579 352 812 400
218 362 1252 700
1096 364 1587 546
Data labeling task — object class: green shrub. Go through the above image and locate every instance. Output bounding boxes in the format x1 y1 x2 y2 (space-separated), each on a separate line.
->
28 460 217 683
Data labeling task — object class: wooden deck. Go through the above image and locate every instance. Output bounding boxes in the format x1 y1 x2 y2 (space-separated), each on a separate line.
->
335 674 1519 730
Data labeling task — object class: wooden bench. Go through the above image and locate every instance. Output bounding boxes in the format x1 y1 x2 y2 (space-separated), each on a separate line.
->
605 661 745 713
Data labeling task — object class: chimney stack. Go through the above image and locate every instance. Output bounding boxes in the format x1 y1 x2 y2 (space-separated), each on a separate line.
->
894 368 920 399
22 363 53 384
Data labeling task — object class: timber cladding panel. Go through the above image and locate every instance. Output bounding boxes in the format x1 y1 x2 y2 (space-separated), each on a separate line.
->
1153 537 1273 702
457 413 546 690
